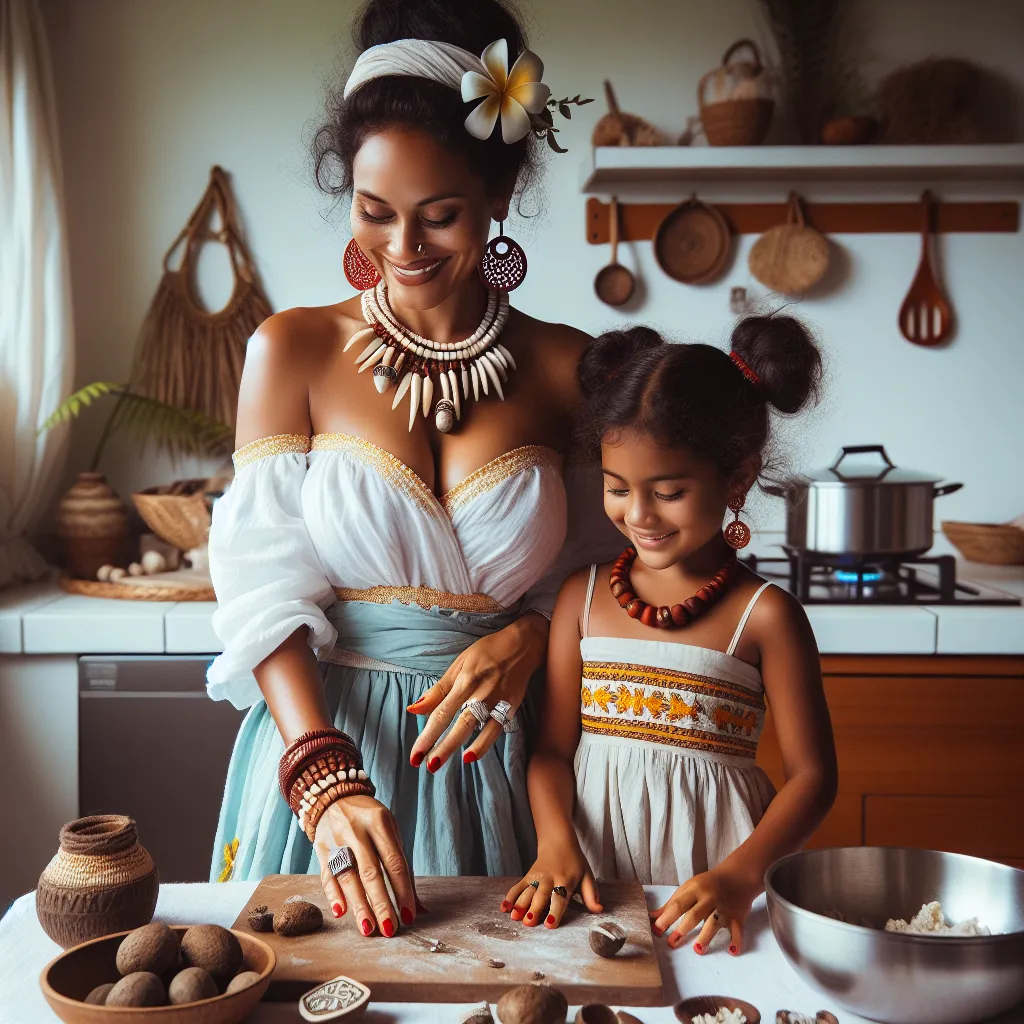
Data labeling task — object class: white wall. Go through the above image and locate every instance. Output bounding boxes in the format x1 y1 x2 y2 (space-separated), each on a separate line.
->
43 0 1024 532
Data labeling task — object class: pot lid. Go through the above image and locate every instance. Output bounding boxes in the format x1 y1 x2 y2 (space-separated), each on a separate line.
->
800 445 944 486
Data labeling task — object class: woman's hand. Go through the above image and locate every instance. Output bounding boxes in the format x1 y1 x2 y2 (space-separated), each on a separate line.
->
501 840 603 929
649 867 761 956
408 612 548 770
314 793 418 938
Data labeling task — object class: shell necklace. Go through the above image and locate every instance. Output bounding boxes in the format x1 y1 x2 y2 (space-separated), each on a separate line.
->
610 546 737 628
343 282 515 433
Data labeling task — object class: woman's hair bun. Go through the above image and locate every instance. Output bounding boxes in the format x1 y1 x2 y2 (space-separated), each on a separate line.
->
356 0 525 58
730 313 822 415
577 326 664 406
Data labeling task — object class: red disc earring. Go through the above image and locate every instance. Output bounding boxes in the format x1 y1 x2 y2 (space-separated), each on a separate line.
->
723 495 751 549
479 221 527 292
344 238 381 291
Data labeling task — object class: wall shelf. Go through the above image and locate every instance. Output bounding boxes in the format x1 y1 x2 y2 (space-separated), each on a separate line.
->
580 144 1024 192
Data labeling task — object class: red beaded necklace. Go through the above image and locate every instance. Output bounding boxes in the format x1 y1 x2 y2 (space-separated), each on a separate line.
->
609 546 737 629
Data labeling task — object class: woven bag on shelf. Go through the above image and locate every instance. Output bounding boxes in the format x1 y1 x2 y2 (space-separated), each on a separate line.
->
698 39 774 146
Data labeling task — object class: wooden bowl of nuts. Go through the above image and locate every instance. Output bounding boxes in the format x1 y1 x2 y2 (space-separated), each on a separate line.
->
40 923 275 1023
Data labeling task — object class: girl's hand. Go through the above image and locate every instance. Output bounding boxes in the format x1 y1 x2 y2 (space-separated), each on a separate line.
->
314 794 418 939
501 841 603 929
408 612 548 771
649 868 760 956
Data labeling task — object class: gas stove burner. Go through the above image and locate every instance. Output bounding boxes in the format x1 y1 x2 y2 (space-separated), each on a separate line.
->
833 569 883 584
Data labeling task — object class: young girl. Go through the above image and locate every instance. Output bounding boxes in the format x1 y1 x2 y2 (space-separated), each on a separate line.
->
501 316 838 956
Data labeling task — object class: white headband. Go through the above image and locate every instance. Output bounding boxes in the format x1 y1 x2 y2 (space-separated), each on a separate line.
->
344 38 551 144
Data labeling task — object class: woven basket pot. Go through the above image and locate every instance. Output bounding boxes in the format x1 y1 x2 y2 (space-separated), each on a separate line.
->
36 815 158 949
698 40 774 146
132 479 211 551
55 473 129 579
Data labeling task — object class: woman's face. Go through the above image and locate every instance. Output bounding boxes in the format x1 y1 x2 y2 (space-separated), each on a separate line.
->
601 430 739 571
350 127 507 310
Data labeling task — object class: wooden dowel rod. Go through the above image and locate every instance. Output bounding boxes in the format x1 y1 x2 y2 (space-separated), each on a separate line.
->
585 197 1020 243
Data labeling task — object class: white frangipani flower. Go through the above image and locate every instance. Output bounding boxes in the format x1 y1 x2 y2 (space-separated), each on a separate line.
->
461 39 551 144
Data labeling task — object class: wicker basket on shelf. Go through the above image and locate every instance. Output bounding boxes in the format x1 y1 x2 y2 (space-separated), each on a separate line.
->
132 478 211 551
698 39 774 146
942 520 1024 565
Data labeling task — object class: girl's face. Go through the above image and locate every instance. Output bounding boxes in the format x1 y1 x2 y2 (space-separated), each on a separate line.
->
350 127 508 311
601 430 741 570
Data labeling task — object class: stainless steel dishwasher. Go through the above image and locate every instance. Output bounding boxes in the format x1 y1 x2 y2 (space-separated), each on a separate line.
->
79 655 246 882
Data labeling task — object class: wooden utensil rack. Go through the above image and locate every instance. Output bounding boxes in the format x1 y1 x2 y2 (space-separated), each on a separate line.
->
585 196 1020 243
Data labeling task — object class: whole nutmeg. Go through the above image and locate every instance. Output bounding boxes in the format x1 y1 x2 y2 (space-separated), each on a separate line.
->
273 899 323 937
247 904 273 932
105 972 167 1007
589 920 627 958
116 922 180 977
84 982 115 1005
226 970 263 994
168 966 219 1005
496 983 568 1024
180 924 243 979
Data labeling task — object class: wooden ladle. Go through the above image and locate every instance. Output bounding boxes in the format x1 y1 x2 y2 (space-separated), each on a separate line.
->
898 190 954 345
594 196 636 306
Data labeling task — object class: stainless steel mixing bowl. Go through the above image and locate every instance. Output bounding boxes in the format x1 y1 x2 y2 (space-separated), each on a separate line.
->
765 847 1024 1024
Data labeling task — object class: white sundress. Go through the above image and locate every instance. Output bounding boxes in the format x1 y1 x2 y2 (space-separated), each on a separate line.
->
574 565 777 886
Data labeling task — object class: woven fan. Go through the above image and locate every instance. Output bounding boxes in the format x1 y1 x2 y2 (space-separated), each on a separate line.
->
131 166 271 427
592 81 667 146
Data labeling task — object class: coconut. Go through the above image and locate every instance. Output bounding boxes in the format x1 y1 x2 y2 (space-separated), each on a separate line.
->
115 922 180 976
179 924 242 979
105 971 166 1007
168 966 219 1005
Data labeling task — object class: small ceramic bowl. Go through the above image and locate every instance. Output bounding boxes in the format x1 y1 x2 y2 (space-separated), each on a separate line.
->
675 995 761 1024
40 925 275 1024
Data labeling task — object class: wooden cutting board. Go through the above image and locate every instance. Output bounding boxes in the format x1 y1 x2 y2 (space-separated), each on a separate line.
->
233 875 665 1005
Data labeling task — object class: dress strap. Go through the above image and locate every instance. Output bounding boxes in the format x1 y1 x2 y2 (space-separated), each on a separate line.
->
582 564 599 638
726 581 773 656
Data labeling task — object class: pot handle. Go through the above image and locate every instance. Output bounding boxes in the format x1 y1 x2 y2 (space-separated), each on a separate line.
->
829 444 895 472
934 482 963 498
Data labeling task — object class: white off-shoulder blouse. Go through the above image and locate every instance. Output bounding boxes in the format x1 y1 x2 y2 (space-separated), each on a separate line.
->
207 433 622 709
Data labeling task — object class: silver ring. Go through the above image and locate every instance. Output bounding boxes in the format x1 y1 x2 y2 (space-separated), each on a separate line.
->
490 699 517 733
461 698 490 730
328 845 357 878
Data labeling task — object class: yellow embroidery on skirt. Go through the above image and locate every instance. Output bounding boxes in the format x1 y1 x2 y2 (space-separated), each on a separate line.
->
218 837 239 882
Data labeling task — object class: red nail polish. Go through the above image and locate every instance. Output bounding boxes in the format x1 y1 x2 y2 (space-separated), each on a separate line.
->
500 900 512 913
546 915 555 925
360 919 373 936
652 924 664 936
427 757 441 773
410 751 424 768
408 697 425 710
401 906 414 925
729 944 738 955
526 912 534 922
332 901 344 918
463 750 478 764
693 942 703 954
381 918 395 938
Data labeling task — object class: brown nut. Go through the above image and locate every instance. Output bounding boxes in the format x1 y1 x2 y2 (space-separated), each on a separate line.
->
273 899 324 937
168 966 219 1005
115 921 180 977
84 982 115 1005
496 983 569 1024
226 970 264 994
589 920 627 958
575 1005 619 1024
180 924 243 979
105 972 167 1007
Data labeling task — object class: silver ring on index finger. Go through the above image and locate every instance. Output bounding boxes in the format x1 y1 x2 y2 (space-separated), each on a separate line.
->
460 698 491 730
489 700 519 733
328 845 357 878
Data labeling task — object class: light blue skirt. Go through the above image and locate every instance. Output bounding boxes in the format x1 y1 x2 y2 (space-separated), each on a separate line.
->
210 599 537 882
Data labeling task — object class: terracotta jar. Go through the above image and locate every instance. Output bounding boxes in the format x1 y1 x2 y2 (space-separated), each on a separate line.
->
56 472 129 578
36 815 159 948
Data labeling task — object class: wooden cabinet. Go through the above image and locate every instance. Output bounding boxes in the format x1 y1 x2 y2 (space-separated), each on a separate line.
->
756 655 1024 864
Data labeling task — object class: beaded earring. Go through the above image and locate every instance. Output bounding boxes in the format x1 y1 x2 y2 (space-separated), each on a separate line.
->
343 238 381 291
479 221 527 292
723 495 751 549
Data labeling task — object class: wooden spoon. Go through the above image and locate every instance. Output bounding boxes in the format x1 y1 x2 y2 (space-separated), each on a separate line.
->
594 196 636 306
898 190 953 345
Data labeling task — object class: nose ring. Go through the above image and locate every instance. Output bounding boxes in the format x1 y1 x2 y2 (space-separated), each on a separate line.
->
416 243 425 255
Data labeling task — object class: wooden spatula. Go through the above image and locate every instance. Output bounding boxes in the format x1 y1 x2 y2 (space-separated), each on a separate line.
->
899 190 954 345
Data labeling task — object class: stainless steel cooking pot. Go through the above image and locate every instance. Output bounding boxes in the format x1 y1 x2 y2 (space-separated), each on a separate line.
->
776 445 962 557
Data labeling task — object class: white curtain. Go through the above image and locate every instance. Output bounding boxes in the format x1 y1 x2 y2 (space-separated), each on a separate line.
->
0 0 75 588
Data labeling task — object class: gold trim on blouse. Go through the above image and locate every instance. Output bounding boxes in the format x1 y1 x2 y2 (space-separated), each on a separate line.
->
232 433 311 469
441 445 562 517
334 585 504 614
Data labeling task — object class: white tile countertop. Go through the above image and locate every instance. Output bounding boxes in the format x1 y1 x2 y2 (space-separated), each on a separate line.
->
0 547 1021 657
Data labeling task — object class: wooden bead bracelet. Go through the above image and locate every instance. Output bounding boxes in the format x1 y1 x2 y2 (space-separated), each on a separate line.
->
609 546 737 629
278 727 360 802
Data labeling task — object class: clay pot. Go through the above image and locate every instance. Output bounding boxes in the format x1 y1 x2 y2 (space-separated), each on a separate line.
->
36 815 159 949
56 472 129 578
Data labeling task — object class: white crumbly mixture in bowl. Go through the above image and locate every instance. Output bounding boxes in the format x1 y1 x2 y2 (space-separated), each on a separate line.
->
884 900 990 936
692 1011 747 1024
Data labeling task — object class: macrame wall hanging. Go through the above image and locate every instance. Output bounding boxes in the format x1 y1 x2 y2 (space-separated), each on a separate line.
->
130 165 271 427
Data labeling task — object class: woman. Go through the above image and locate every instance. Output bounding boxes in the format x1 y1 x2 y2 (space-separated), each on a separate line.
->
206 0 619 941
